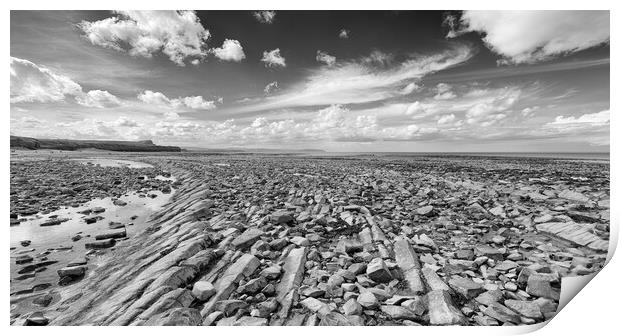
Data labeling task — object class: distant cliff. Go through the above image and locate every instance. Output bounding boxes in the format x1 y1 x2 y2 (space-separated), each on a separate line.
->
10 136 182 152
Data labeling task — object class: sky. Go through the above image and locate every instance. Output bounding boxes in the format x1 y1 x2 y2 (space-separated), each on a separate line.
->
10 10 610 152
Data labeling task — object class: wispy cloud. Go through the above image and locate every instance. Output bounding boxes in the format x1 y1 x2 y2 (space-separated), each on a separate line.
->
237 44 474 113
449 11 610 64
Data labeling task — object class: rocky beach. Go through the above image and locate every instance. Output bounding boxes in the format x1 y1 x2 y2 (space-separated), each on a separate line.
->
9 151 610 326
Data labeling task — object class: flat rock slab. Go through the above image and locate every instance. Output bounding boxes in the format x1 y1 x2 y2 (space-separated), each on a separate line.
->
394 239 425 294
85 238 116 249
95 229 127 240
536 222 608 251
276 247 307 319
231 228 264 249
427 290 466 325
200 253 260 317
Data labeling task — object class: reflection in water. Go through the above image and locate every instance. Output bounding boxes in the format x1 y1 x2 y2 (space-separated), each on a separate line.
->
72 158 154 169
9 188 173 316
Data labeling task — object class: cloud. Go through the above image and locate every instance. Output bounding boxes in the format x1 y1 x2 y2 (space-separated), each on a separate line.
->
211 39 246 62
316 50 336 66
521 106 539 117
238 45 473 112
253 11 276 24
433 83 456 100
339 29 350 39
78 10 210 66
10 57 82 103
75 90 122 108
437 114 456 125
113 116 139 127
400 82 421 95
261 48 286 68
450 11 610 64
137 90 216 110
547 110 610 126
264 81 279 95
11 57 121 108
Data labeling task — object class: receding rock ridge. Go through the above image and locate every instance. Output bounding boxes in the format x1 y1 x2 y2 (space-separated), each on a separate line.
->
10 154 609 326
10 135 182 152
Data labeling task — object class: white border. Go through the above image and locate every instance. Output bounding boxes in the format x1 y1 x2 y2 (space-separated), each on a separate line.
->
3 1 617 336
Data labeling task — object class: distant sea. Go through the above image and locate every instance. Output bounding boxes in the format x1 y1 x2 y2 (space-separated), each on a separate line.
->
309 152 610 162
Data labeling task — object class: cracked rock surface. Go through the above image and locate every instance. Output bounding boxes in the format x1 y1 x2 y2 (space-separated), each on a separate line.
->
10 153 609 326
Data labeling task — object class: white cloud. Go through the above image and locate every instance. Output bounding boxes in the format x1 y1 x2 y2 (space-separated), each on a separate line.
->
316 50 336 66
437 114 456 124
339 29 350 39
548 110 610 126
137 90 216 110
261 48 286 68
113 116 139 127
75 90 122 108
211 39 246 62
264 81 279 95
78 10 210 66
10 57 121 108
521 106 539 117
451 11 610 64
434 83 456 100
239 45 473 111
253 11 276 24
10 57 82 103
400 82 421 95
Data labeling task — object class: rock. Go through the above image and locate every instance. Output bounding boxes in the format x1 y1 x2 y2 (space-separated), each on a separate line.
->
144 308 202 326
25 311 49 326
343 298 362 315
275 247 307 319
357 291 379 309
32 294 54 307
20 240 31 247
526 274 560 300
203 311 224 326
504 299 543 319
301 297 332 317
290 236 310 247
475 290 503 306
15 255 33 265
233 316 268 326
57 265 87 277
381 305 419 320
260 264 282 280
85 238 116 249
448 276 484 299
271 210 295 224
231 228 264 250
113 199 128 206
319 312 363 326
200 253 260 317
427 290 466 325
416 205 434 216
558 190 590 203
192 281 216 301
238 276 267 294
482 302 521 324
95 229 127 240
253 298 278 317
214 300 249 317
366 257 393 283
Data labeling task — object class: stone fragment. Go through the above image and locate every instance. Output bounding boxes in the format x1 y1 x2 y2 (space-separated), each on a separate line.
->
366 257 393 283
